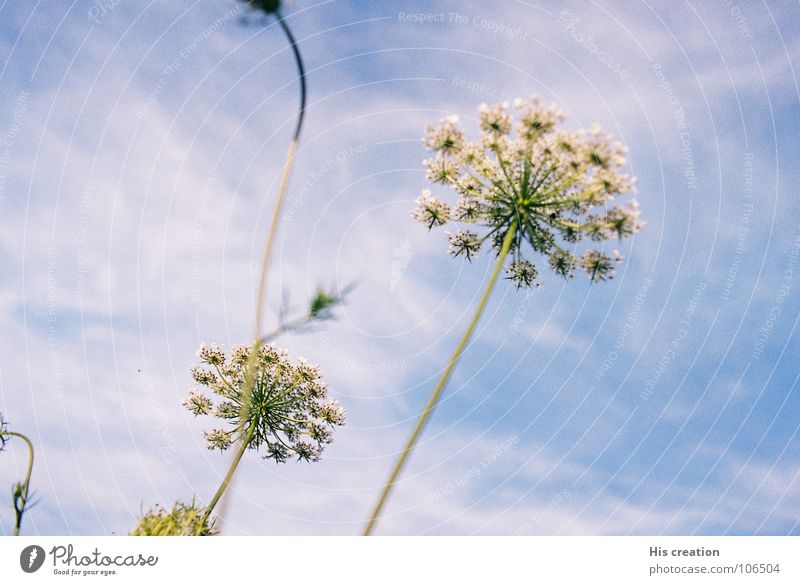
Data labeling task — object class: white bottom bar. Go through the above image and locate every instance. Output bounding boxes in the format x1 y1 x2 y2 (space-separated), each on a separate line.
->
2 536 797 584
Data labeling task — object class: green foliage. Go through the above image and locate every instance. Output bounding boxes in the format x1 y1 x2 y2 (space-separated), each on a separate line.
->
131 500 218 536
308 289 337 319
308 286 348 320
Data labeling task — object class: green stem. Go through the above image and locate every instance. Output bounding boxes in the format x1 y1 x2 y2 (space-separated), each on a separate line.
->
251 9 306 339
204 422 258 520
206 421 258 518
212 126 298 526
260 315 306 344
211 12 307 530
491 144 518 198
362 222 518 536
253 139 298 340
3 431 34 536
212 364 239 396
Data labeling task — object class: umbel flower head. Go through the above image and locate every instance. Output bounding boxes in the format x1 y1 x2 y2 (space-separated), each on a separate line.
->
411 97 644 288
131 500 218 536
184 343 346 463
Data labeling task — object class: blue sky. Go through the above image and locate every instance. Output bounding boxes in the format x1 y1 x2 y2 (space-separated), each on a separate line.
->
0 0 798 535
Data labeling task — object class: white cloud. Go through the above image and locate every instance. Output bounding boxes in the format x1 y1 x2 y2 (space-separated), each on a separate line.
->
1 0 798 536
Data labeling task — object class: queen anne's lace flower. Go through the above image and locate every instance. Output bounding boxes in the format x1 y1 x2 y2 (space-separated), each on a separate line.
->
411 96 644 288
185 343 346 463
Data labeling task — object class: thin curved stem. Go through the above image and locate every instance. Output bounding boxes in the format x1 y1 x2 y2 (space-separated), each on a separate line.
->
211 11 308 528
253 9 307 342
210 338 263 524
276 12 306 142
260 315 306 344
3 431 34 536
253 138 298 340
204 421 258 519
363 222 519 535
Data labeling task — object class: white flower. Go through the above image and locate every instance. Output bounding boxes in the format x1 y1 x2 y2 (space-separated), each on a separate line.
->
412 96 642 289
185 343 346 463
446 230 481 260
293 441 321 462
424 157 461 184
454 195 484 220
316 400 346 426
581 249 624 281
197 344 225 366
479 102 512 135
203 429 233 451
183 392 213 416
411 189 450 229
548 249 577 279
505 260 541 289
423 115 464 155
190 366 218 387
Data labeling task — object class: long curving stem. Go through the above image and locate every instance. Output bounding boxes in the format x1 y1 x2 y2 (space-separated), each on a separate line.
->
253 9 307 340
4 431 34 536
209 9 307 527
363 222 519 535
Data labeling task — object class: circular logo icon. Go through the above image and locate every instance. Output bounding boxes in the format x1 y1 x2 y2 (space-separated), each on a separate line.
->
20 545 46 573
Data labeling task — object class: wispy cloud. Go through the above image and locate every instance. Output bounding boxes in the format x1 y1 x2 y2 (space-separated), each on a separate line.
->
1 0 798 536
